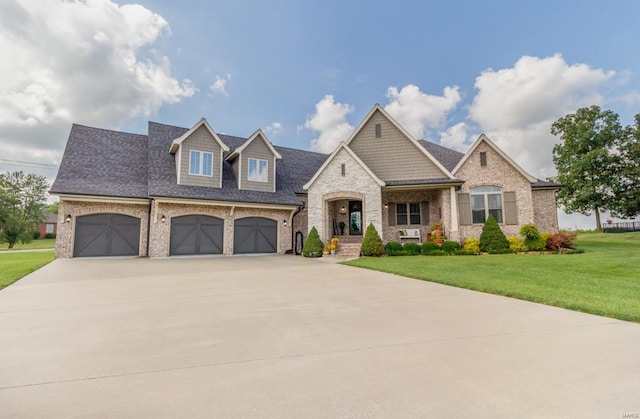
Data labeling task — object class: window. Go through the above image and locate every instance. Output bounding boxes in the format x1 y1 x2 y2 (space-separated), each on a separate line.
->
341 163 346 176
480 151 487 167
396 203 421 225
248 158 268 182
45 224 54 234
375 123 382 138
471 186 502 223
189 150 214 177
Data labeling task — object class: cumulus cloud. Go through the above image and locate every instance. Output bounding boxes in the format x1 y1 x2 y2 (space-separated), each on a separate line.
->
304 95 354 153
0 0 194 176
467 54 615 177
264 122 283 136
439 122 472 152
384 84 461 139
210 74 232 96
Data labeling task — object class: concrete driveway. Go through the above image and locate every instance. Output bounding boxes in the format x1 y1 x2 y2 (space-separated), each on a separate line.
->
0 256 638 418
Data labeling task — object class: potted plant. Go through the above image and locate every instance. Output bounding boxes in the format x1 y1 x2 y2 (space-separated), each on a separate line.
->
329 237 339 254
431 222 444 244
338 221 346 235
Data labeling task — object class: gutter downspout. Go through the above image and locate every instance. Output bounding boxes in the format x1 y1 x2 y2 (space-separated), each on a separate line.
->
291 201 305 254
146 199 153 257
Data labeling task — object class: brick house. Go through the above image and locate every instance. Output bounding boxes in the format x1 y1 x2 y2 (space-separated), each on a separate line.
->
50 104 560 258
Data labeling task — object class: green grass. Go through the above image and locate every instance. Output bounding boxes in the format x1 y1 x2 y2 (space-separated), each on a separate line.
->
0 250 55 290
0 239 56 251
344 232 640 322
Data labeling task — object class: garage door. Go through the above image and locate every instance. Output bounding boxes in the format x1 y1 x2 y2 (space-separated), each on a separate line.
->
73 214 140 257
170 215 223 255
234 217 277 254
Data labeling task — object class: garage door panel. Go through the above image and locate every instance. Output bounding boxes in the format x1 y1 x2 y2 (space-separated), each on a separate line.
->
74 214 140 257
234 217 277 254
170 215 223 255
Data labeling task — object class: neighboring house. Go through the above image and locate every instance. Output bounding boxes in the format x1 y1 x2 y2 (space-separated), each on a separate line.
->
50 104 560 258
36 213 58 238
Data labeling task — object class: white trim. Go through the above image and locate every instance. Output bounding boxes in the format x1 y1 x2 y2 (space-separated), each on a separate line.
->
303 143 385 190
450 186 458 232
176 147 182 184
219 150 224 188
273 155 277 192
55 194 149 205
169 118 230 154
225 129 282 161
238 156 243 190
344 104 455 180
152 196 297 210
452 134 537 183
188 149 214 177
247 158 269 183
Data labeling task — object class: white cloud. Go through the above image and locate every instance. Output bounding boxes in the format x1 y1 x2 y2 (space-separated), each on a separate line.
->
439 122 471 152
264 122 282 136
0 0 194 173
305 95 354 153
384 84 461 139
210 74 232 96
467 54 615 177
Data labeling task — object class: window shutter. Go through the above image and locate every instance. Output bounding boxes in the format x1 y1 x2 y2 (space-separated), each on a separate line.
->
388 202 396 226
421 201 429 225
457 193 472 225
504 191 518 225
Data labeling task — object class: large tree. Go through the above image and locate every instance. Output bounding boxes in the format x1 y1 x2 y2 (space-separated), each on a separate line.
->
550 106 625 230
0 171 49 248
611 114 640 218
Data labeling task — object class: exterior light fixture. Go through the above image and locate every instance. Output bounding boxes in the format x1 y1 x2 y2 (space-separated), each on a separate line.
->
340 206 346 214
384 203 388 209
65 214 72 223
283 219 287 227
161 215 166 223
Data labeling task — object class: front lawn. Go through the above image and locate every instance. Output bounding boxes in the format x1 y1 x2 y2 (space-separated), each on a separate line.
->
344 232 640 323
0 238 56 251
0 250 55 290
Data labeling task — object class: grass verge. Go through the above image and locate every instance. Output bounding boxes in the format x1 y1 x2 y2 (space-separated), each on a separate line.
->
344 232 640 323
0 250 55 290
0 239 56 251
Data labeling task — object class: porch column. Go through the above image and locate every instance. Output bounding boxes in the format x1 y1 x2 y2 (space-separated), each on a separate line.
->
450 186 459 233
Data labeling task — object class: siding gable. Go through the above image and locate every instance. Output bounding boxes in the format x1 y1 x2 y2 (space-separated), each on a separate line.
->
347 108 449 182
238 134 277 192
177 125 224 188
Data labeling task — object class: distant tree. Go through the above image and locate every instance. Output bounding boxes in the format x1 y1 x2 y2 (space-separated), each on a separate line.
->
550 106 625 230
46 202 59 215
611 114 640 218
0 171 49 248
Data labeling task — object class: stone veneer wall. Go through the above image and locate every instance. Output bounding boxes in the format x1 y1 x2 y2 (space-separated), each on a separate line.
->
307 147 382 241
532 189 559 233
148 202 293 257
56 200 149 258
454 141 535 240
291 195 308 248
381 190 442 243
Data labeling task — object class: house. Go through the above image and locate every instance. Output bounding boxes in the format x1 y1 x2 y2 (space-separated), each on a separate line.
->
36 213 58 239
50 104 560 258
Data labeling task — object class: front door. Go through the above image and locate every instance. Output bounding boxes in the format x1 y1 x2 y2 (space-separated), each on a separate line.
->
349 200 362 235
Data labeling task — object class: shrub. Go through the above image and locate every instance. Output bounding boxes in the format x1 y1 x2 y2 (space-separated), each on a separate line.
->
455 249 476 256
487 248 513 255
385 241 403 256
426 249 446 256
360 223 384 256
519 223 545 251
541 232 553 249
302 226 324 257
440 241 461 254
421 241 439 254
45 233 56 239
462 237 480 254
507 236 527 253
32 231 41 240
402 242 421 255
546 231 577 252
479 215 509 253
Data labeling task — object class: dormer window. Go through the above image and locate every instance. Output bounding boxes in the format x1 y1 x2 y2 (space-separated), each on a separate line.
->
248 158 268 182
189 150 213 176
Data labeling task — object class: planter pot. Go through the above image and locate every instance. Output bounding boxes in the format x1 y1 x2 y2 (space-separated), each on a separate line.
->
330 250 336 255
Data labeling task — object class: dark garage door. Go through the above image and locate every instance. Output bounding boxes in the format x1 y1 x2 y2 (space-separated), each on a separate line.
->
74 214 140 257
170 215 224 255
234 217 277 254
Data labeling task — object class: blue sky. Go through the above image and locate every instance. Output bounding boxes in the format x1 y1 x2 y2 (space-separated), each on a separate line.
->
1 0 639 228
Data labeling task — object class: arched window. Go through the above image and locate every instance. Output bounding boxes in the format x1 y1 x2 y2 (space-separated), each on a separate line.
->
470 186 503 223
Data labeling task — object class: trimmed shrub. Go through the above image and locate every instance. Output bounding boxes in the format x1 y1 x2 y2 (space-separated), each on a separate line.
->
507 236 527 253
385 241 403 256
462 237 480 254
360 223 384 256
519 223 545 251
455 249 476 256
440 241 461 254
487 248 513 254
402 242 421 255
302 226 324 257
45 233 56 239
427 249 447 256
32 231 41 240
421 241 439 254
541 232 553 249
479 215 509 253
546 231 577 252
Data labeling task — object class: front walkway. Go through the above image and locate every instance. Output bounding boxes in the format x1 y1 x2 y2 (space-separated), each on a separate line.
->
0 256 638 418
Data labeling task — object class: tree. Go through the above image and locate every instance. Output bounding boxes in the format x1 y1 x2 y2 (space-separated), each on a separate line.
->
0 171 49 248
360 223 384 256
47 202 59 215
550 106 625 230
302 226 324 257
611 114 640 218
479 215 509 253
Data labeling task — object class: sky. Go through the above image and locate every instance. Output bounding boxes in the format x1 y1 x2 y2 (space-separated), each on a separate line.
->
1 0 639 229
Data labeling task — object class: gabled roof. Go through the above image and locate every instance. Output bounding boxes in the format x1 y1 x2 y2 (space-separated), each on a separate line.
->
168 118 229 154
345 104 455 180
303 143 384 190
417 140 465 172
225 129 282 161
452 134 538 183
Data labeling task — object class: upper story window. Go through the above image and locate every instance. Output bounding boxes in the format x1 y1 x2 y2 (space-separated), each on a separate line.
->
471 186 502 223
396 203 421 225
480 151 487 167
189 150 213 177
375 123 382 138
248 158 268 182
